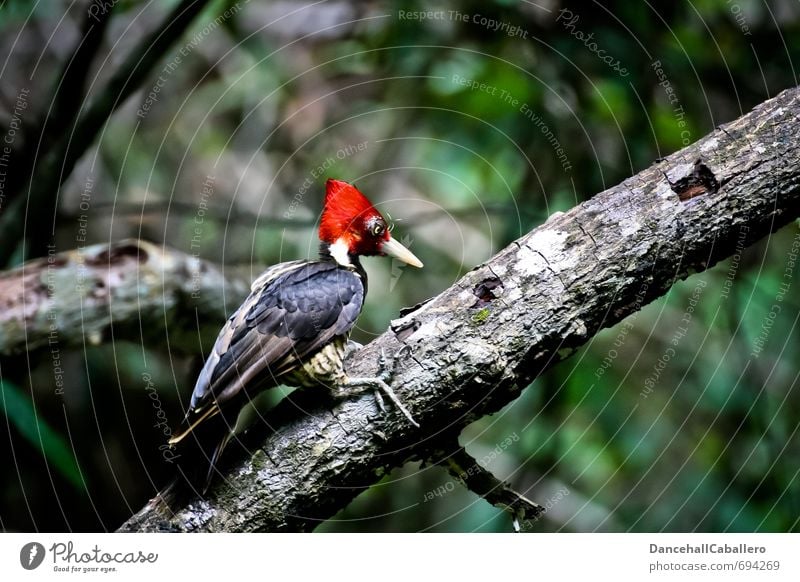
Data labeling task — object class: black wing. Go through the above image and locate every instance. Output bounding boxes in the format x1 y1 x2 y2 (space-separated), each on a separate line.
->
170 259 364 443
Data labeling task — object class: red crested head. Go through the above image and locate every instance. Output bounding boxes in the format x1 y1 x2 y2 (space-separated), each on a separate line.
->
319 178 423 267
320 179 386 252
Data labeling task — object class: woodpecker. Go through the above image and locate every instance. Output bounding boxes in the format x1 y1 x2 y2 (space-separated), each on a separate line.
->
169 178 423 489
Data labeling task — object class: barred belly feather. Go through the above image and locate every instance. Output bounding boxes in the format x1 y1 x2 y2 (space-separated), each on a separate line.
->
283 335 348 388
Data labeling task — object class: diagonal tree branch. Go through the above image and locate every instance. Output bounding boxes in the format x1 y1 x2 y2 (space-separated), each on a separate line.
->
82 86 800 531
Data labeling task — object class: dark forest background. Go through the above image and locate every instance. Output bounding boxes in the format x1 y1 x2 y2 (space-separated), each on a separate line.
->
1 0 799 532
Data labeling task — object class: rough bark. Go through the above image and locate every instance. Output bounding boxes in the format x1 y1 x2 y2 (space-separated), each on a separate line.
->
0 239 250 357
110 86 797 531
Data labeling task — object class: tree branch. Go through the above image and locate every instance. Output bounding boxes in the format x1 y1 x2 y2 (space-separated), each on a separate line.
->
0 239 250 357
432 443 544 531
0 0 113 219
107 86 800 531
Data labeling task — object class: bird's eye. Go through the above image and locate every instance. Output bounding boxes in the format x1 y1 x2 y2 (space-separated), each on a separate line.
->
371 223 385 237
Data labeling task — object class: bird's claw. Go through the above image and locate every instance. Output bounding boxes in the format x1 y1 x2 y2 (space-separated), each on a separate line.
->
342 375 419 428
377 344 413 383
340 344 419 428
373 389 387 413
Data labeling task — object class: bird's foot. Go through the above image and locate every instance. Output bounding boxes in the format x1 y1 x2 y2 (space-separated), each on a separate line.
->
339 346 419 428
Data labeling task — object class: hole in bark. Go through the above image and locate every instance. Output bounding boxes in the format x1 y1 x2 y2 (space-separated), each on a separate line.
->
472 276 503 307
88 242 148 266
391 319 420 342
399 298 433 317
669 159 719 201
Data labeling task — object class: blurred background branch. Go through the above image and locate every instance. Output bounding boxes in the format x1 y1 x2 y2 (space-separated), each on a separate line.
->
0 0 214 265
0 239 250 357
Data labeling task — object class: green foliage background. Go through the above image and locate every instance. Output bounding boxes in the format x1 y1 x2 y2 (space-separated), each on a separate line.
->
0 0 799 532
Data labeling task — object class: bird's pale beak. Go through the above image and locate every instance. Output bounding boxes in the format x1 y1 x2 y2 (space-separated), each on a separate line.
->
382 236 423 268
